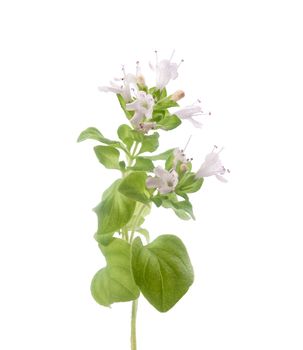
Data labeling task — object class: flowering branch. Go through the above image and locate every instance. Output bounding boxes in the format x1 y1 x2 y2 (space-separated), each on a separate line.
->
78 50 228 350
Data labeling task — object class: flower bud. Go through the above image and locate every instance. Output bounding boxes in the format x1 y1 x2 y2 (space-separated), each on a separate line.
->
170 90 185 102
136 74 146 87
180 163 189 172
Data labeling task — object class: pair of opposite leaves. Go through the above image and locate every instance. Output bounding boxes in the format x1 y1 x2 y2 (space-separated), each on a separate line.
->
91 234 194 313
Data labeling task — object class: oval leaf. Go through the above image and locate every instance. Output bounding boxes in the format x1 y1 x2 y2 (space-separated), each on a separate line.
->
94 180 136 235
118 172 150 204
139 133 159 154
91 239 140 307
78 127 121 146
131 235 194 312
94 145 120 169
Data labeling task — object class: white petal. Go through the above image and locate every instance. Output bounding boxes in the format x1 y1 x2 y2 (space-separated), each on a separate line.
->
98 86 121 94
187 117 203 128
126 100 141 111
146 177 161 189
215 174 228 183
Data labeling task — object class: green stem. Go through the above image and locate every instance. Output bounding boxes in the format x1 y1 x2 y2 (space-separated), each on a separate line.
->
131 141 140 158
129 203 146 243
131 299 138 350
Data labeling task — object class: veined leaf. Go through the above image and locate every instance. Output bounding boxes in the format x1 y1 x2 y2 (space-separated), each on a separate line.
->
94 145 120 170
139 133 159 154
157 115 181 131
131 235 194 312
94 180 136 235
91 238 140 307
143 149 174 161
130 157 154 172
118 172 150 204
117 94 132 119
176 173 204 193
77 127 121 146
117 124 134 150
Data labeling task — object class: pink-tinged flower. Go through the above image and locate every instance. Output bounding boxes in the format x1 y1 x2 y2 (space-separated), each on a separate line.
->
138 122 157 134
196 146 229 182
175 101 211 128
150 50 183 90
126 91 155 127
146 166 178 194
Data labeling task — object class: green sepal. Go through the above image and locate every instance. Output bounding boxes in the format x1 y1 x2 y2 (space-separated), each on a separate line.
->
131 235 194 312
118 172 150 204
94 180 136 235
91 238 140 307
94 145 120 170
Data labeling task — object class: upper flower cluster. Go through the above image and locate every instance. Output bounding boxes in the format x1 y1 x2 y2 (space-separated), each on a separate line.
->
96 50 228 197
99 51 210 133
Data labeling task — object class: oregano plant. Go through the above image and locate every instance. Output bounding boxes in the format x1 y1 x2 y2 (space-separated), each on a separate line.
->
78 51 228 350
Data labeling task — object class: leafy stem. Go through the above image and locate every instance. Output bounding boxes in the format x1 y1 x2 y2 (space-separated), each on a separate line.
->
129 202 147 243
131 299 138 350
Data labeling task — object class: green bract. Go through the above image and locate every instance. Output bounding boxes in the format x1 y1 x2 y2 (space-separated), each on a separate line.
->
77 53 220 350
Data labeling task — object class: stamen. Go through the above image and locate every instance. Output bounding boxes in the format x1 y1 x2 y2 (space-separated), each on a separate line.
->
136 61 140 75
121 65 126 78
169 49 176 62
154 50 158 65
183 135 192 151
177 59 184 68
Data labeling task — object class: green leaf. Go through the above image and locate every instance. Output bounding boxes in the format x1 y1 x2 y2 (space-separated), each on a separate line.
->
130 130 144 143
91 238 140 307
94 231 114 246
139 133 159 154
94 145 120 170
143 149 174 161
118 172 150 204
117 94 132 119
154 99 179 110
162 199 191 220
131 235 194 312
165 152 174 170
78 127 121 146
117 124 134 150
176 173 204 194
94 180 136 235
157 115 181 131
130 157 154 172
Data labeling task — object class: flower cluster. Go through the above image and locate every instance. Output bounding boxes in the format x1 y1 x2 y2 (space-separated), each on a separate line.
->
98 50 228 196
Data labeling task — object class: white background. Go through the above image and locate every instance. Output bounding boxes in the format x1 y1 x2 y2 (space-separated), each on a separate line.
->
1 1 303 349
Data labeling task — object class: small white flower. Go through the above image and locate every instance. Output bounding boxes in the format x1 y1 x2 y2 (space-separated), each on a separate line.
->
173 148 191 169
175 101 210 128
150 50 183 90
126 91 155 127
146 166 178 194
196 146 229 182
98 65 138 102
